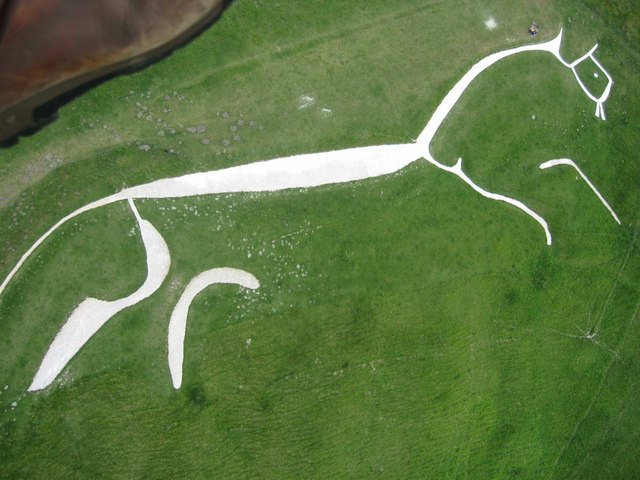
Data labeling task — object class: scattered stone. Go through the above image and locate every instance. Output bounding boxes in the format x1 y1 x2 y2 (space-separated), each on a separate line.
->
164 95 171 100
222 111 230 118
297 94 315 109
157 130 165 136
222 139 230 146
258 125 264 131
186 127 197 133
234 135 241 141
229 125 237 132
196 124 206 133
249 120 257 127
237 119 244 126
201 138 210 145
138 145 151 151
531 114 536 120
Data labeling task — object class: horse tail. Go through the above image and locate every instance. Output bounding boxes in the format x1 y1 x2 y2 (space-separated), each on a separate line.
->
0 193 123 299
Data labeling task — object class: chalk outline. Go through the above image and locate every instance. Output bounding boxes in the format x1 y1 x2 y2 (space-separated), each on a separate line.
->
168 268 260 389
539 158 620 224
0 30 621 391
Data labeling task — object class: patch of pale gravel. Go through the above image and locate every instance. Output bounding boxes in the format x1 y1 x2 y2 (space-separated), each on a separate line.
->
485 17 497 30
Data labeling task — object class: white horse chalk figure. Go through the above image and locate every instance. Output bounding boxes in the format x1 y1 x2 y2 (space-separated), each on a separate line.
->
0 30 620 391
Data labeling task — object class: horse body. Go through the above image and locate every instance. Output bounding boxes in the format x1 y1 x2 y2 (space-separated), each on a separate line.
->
0 30 620 391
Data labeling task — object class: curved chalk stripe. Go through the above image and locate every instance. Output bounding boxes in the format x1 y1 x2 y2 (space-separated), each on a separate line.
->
28 200 170 391
168 268 259 389
412 32 568 245
1 30 610 306
446 159 552 244
0 193 124 299
0 145 419 301
539 159 620 224
417 30 566 148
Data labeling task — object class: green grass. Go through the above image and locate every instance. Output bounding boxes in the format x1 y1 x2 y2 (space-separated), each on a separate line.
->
1 0 639 478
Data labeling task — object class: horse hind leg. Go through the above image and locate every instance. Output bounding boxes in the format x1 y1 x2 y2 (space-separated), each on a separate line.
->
28 199 171 391
167 268 260 389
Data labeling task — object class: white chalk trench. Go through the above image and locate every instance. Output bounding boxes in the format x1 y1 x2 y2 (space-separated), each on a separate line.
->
0 30 620 391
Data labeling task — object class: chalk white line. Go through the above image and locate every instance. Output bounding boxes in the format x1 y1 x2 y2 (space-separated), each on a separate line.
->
451 158 552 244
0 31 621 391
1 29 613 305
120 143 422 199
28 200 171 391
0 194 122 299
168 268 259 389
411 33 574 245
540 159 620 224
416 30 566 148
567 44 613 120
0 144 419 301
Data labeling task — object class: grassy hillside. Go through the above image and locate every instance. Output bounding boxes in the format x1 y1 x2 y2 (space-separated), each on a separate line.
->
0 0 638 478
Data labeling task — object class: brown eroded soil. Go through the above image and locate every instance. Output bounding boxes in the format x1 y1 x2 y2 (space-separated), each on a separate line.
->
0 0 231 142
